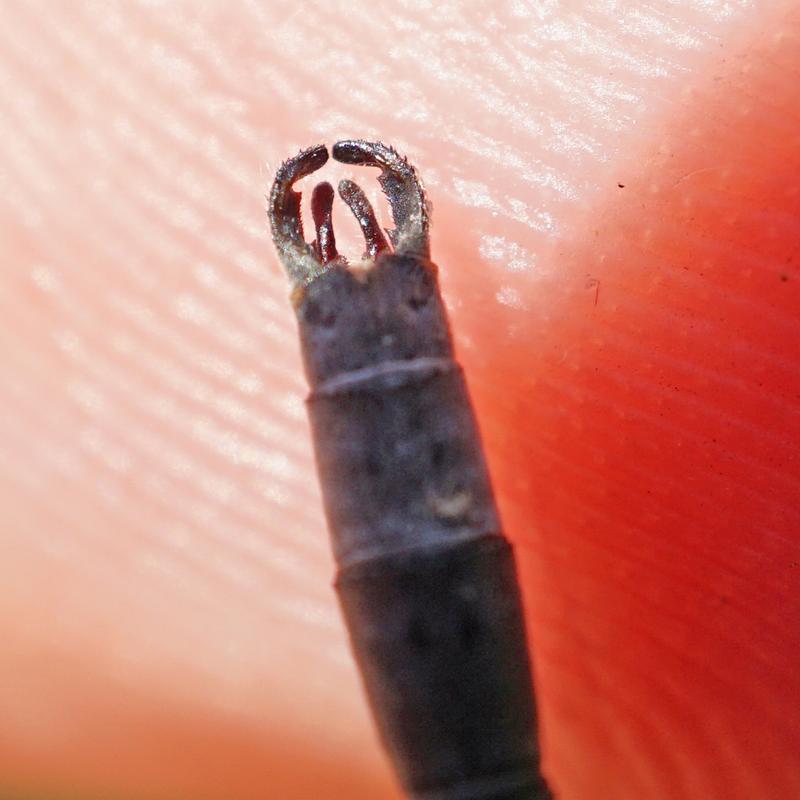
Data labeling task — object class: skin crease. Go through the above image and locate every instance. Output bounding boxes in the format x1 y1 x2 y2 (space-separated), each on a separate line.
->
0 0 799 798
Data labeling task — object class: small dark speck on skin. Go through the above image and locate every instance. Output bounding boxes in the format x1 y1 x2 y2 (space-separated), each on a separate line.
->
617 183 625 188
780 274 789 282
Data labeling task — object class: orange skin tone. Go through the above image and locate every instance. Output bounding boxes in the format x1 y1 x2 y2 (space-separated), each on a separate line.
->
1 2 799 799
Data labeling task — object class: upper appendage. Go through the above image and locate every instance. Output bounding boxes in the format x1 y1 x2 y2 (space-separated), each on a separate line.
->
268 140 431 286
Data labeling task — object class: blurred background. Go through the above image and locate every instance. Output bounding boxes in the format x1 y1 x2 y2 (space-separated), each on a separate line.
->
1 1 799 798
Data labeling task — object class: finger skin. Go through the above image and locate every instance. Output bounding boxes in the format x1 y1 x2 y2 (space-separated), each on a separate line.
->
0 2 799 800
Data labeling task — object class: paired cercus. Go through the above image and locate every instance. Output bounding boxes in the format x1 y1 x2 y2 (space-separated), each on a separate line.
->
269 140 553 800
269 139 430 287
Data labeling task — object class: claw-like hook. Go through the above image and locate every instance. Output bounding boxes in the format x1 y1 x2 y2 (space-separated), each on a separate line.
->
269 140 431 286
332 139 430 259
268 144 329 285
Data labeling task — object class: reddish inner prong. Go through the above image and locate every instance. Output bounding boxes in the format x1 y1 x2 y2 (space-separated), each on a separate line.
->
311 182 338 265
338 179 390 259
